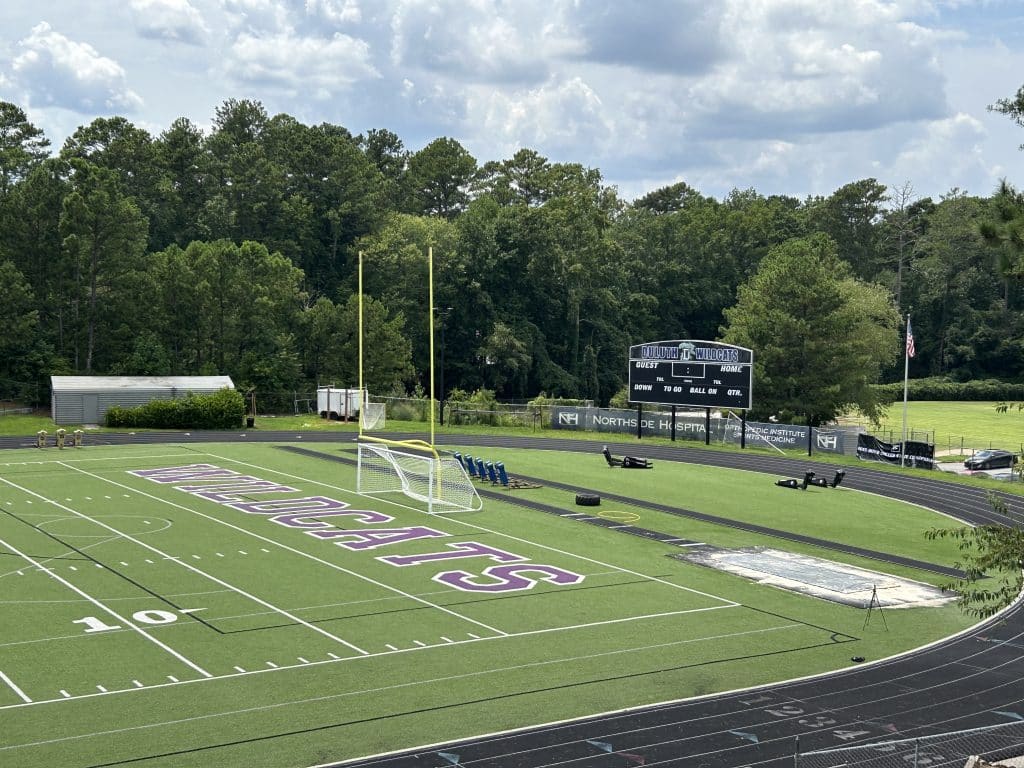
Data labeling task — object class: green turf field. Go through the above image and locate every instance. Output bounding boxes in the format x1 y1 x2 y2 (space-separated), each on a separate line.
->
0 441 976 768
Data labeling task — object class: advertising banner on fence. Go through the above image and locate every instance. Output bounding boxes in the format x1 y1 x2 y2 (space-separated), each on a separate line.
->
550 407 847 454
856 433 936 469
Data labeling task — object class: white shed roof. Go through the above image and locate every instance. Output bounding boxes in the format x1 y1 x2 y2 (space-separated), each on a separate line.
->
51 376 235 392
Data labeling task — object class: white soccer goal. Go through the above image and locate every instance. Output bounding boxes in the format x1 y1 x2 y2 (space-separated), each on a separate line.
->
360 401 386 431
356 442 482 514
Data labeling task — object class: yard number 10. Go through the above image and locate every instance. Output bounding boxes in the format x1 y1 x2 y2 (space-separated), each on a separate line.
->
73 611 180 633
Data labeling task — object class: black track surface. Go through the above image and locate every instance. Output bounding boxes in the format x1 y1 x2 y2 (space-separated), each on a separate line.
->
6 431 1024 768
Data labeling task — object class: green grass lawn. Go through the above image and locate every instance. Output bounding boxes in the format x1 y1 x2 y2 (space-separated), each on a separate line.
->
0 440 977 768
862 401 1024 454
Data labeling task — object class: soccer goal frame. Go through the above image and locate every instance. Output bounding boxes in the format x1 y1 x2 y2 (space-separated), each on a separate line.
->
356 439 482 514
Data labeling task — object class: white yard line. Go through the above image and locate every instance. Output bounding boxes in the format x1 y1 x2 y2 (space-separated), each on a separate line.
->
0 534 123 581
0 670 31 703
204 450 740 607
0 534 212 679
64 460 510 638
3 471 370 657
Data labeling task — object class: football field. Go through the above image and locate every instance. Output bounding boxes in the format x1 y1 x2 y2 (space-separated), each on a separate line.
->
0 442 970 768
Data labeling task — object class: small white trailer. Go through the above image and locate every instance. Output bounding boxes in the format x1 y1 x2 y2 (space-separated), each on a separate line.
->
316 387 365 421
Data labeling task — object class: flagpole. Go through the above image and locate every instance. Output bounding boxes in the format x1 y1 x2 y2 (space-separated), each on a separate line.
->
900 313 910 468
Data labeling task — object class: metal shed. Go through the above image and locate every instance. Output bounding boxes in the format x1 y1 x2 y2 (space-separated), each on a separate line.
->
50 376 235 425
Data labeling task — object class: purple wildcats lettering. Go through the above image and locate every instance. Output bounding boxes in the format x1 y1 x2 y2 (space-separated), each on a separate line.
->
130 464 241 483
227 496 392 525
434 564 584 593
270 509 392 529
176 477 298 503
378 541 525 567
307 526 447 550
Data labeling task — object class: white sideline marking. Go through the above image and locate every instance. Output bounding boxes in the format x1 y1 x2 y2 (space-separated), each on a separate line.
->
0 534 212 680
0 623 803 740
0 670 31 703
34 466 371 657
77 459 509 639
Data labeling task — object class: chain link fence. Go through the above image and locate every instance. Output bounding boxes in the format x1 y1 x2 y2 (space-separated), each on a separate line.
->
798 721 1024 768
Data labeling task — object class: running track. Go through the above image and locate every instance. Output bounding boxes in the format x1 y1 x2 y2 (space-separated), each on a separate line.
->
3 430 1022 768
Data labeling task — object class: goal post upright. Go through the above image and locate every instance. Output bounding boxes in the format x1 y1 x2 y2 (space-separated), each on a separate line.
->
358 249 365 440
355 246 473 512
428 245 436 449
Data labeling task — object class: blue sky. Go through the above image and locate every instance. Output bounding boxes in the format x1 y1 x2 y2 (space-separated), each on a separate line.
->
1 0 1022 203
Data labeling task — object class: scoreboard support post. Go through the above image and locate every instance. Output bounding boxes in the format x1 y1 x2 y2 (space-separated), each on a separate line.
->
741 409 747 449
670 405 676 442
636 403 642 440
705 408 711 446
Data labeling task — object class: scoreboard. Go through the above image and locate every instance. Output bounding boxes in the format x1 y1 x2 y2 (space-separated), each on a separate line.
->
628 339 753 410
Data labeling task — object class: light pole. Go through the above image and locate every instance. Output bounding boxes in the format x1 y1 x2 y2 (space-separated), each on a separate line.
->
434 307 452 426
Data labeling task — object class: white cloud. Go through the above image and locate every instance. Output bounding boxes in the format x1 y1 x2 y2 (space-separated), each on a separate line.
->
221 0 291 34
129 0 209 45
225 30 379 95
389 0 579 85
889 112 994 194
464 75 614 157
305 0 361 25
564 0 727 75
680 0 950 140
10 22 143 113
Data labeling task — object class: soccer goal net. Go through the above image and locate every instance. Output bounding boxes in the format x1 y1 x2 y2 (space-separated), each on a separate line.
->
360 401 386 431
356 442 482 514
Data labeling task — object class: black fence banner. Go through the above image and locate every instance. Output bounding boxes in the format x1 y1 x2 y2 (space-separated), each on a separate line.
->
856 433 936 469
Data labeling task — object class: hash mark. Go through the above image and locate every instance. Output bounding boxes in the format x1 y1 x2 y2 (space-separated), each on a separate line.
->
234 666 245 673
266 661 278 668
167 676 178 682
298 657 309 664
60 690 70 698
96 685 107 692
327 653 340 660
132 680 143 688
386 644 398 651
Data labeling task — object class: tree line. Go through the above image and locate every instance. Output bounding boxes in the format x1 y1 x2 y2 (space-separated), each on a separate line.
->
1 93 1022 424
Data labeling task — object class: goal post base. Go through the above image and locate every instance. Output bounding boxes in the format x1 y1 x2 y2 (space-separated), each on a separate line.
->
356 440 482 514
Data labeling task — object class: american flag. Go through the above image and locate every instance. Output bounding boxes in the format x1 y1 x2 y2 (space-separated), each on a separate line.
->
906 317 915 359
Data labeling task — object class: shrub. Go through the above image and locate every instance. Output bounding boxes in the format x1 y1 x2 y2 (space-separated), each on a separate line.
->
104 388 245 429
873 377 1024 402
